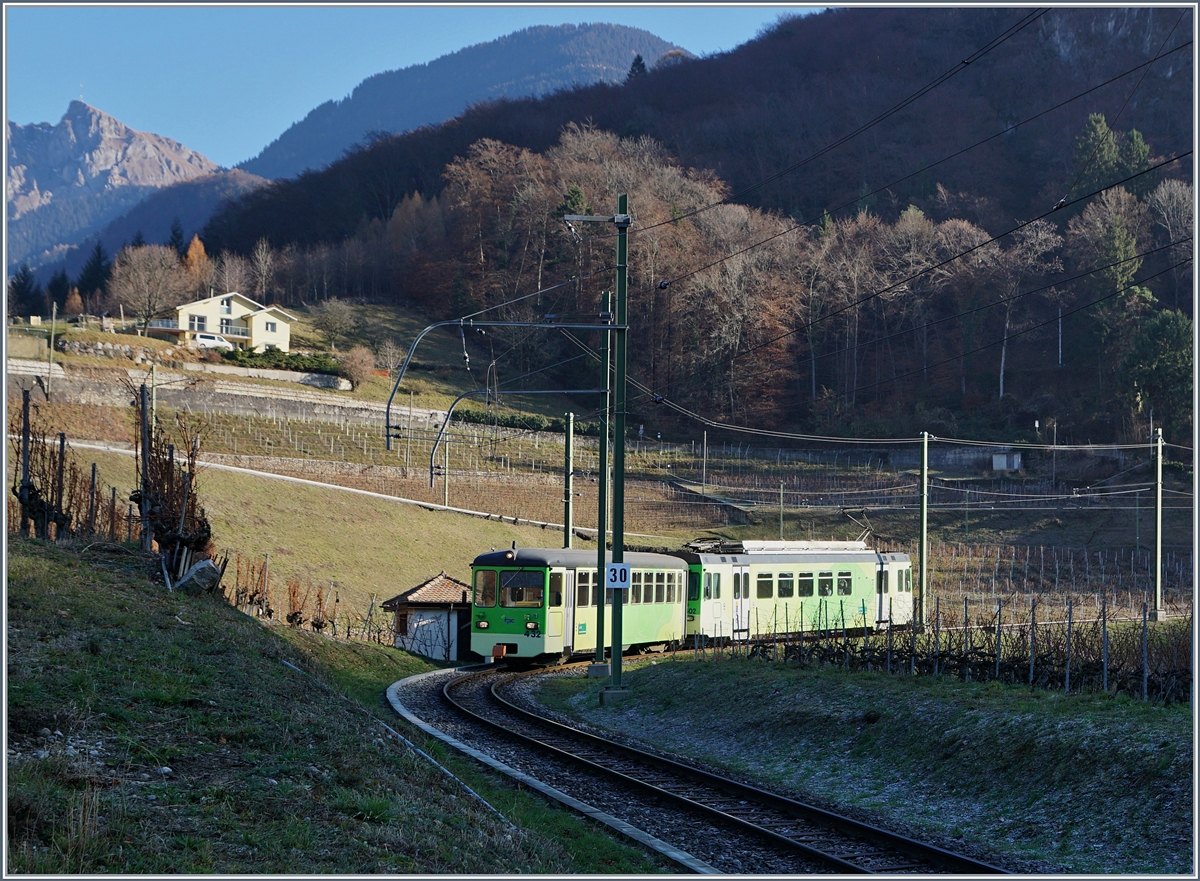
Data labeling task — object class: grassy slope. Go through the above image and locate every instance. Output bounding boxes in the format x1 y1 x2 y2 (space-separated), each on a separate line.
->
65 449 590 616
5 538 668 874
538 658 1193 874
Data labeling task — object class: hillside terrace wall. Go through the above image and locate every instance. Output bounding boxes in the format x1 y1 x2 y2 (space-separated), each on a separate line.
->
5 360 447 429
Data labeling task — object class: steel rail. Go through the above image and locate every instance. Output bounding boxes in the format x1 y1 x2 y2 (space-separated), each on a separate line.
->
443 667 1009 874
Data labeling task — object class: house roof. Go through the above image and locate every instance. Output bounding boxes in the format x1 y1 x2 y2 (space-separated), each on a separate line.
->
173 291 297 323
381 572 471 609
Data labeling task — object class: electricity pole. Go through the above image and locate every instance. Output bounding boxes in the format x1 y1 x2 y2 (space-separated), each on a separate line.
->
563 412 574 549
1152 428 1164 620
594 291 611 672
566 196 632 703
919 431 929 629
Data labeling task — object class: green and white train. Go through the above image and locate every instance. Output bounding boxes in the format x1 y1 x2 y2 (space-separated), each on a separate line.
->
470 540 913 662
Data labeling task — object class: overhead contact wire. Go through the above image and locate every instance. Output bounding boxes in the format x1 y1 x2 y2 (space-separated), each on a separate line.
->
625 8 1050 236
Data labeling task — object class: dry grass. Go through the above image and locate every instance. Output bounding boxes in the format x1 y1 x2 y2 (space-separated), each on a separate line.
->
540 657 1193 874
51 447 587 618
6 538 666 874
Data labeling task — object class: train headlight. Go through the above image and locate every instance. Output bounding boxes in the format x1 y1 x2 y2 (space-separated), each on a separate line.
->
476 620 489 629
525 621 538 630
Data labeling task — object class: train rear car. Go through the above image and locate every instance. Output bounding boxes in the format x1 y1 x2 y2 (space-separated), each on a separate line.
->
679 540 913 642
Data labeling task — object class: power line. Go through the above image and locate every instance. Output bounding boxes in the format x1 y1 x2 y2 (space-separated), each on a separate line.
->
624 8 1050 237
731 237 1190 395
608 172 1189 445
717 152 1191 368
1057 10 1189 207
847 256 1191 398
597 37 1190 255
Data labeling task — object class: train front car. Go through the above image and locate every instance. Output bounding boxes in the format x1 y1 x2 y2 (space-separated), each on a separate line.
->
680 540 914 644
470 547 690 663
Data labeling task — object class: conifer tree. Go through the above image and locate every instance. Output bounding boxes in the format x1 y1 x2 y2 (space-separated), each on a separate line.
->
7 264 42 317
76 242 112 303
626 53 647 82
45 268 70 313
1121 129 1151 197
1072 113 1121 197
168 217 186 256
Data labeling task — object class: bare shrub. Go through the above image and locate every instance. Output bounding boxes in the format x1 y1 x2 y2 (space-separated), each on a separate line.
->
339 345 375 390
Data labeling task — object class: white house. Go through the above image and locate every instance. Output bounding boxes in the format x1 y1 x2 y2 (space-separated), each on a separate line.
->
381 572 472 661
148 292 295 353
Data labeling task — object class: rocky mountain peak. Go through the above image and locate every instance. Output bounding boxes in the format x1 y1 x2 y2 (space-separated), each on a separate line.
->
7 101 221 222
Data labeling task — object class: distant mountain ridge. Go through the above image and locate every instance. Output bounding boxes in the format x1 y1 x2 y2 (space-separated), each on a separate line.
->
237 22 687 180
7 101 224 270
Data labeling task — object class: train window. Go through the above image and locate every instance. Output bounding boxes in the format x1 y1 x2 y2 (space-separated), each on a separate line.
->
882 571 890 594
605 587 614 606
756 572 773 599
576 577 590 608
712 573 721 599
631 571 642 604
733 573 741 600
798 573 813 597
500 570 544 607
906 569 913 592
667 572 677 604
818 572 833 597
474 570 497 607
689 571 701 602
837 572 852 596
777 573 794 598
549 572 563 608
655 572 666 604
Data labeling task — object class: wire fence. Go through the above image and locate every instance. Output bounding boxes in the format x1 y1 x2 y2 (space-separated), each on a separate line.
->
7 398 141 545
694 594 1192 703
217 551 393 645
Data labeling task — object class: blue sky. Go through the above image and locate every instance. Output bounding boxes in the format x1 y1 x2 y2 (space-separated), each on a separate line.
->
5 4 822 169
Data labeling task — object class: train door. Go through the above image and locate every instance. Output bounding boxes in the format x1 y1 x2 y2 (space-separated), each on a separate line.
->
561 570 576 650
546 570 565 653
875 564 890 626
732 565 751 640
892 563 913 626
702 568 725 639
709 571 724 638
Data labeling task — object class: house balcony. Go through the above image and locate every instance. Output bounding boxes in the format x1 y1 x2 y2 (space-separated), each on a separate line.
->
219 325 251 338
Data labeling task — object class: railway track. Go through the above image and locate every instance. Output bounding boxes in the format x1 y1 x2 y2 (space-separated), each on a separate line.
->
402 664 1009 874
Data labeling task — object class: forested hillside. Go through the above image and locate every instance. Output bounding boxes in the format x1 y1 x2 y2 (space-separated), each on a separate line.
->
204 8 1191 248
46 7 1190 447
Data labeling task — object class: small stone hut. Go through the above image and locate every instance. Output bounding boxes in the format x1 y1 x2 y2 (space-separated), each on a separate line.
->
381 572 471 661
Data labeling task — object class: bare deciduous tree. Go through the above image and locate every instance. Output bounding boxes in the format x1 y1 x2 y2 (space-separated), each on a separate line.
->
378 337 404 376
107 245 192 327
214 250 252 295
312 297 357 350
250 238 275 303
992 219 1063 400
1146 179 1194 309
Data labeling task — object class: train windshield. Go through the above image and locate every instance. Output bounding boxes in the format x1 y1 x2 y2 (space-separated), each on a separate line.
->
474 570 497 607
499 570 545 607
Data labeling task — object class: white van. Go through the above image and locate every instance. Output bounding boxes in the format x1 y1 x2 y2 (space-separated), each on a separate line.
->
193 333 234 350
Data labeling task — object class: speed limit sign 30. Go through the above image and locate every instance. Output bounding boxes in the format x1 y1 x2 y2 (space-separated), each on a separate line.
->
605 563 630 589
